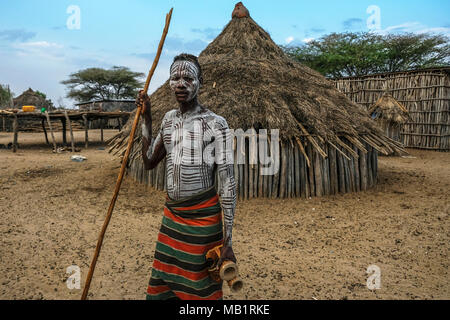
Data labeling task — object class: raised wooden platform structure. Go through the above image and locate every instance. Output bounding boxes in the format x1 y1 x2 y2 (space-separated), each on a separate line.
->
0 110 131 152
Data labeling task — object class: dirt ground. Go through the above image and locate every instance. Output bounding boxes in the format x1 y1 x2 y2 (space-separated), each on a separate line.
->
0 130 448 300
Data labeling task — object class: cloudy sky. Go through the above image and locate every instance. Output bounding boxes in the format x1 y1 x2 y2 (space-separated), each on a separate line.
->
0 0 449 108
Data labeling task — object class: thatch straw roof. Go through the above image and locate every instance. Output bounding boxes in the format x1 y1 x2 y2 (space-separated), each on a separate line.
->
368 94 410 124
109 3 406 158
13 88 52 109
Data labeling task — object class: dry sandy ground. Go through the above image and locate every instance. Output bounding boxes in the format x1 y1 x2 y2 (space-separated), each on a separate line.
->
0 130 449 300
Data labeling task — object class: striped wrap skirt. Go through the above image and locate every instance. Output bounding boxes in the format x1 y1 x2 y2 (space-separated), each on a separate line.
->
146 186 224 300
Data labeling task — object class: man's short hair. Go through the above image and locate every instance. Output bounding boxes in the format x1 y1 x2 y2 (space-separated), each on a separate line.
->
170 53 203 84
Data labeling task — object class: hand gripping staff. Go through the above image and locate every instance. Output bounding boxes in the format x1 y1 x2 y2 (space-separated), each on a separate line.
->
81 8 173 300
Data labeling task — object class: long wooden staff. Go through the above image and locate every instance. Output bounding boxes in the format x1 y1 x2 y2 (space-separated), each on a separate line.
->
81 8 173 300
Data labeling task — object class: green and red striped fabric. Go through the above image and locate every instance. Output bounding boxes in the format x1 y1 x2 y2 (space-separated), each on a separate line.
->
146 187 224 300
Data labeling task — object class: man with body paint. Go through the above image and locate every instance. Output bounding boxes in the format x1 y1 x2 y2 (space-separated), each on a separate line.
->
138 53 237 300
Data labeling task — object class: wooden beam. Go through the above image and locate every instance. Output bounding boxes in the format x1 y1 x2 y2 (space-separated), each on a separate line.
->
295 137 310 167
335 136 359 159
344 134 368 153
328 141 352 161
296 121 328 158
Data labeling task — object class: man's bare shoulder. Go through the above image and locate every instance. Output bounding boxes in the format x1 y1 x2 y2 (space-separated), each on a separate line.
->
199 106 229 128
164 109 179 119
160 109 179 125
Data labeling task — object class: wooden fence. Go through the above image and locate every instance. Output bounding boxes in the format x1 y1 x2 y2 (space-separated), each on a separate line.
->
332 67 450 151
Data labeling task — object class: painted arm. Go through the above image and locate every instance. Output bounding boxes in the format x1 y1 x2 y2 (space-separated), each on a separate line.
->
142 130 166 170
213 117 237 262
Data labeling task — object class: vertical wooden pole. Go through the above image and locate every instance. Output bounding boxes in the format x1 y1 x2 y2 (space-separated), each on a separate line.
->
233 138 239 198
41 118 49 145
323 154 330 196
359 148 368 191
158 162 164 190
12 114 18 153
83 114 89 149
343 153 350 193
328 144 337 195
294 140 300 198
238 161 244 200
61 117 67 146
100 118 104 143
299 147 306 198
64 111 75 152
155 161 160 189
270 141 280 199
313 149 323 197
279 142 287 198
290 144 294 198
257 137 263 198
45 111 57 152
337 147 345 193
353 145 360 192
253 153 259 198
248 141 254 199
367 147 373 188
373 148 378 183
306 143 315 197
243 139 248 200
267 169 273 198
263 161 269 198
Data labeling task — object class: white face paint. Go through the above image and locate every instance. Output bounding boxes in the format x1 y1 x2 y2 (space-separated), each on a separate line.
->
169 60 201 102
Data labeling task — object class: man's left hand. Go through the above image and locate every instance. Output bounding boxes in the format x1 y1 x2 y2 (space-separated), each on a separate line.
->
218 244 236 266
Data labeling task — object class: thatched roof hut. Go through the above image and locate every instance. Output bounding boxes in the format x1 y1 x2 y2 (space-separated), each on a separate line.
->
13 88 53 110
108 2 406 199
369 94 410 124
368 94 411 145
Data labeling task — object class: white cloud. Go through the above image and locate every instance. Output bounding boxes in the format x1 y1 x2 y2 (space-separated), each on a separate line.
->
19 41 64 49
375 21 450 37
285 36 294 44
302 37 314 43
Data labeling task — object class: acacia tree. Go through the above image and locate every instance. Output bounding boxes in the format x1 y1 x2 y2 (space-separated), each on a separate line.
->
282 32 450 77
61 66 144 102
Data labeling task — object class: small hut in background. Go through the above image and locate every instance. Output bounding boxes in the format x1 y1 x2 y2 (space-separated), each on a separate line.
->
368 94 410 143
108 2 405 200
13 88 54 110
1 88 55 132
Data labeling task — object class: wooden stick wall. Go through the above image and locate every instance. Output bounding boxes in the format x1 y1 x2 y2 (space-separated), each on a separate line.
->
332 69 449 151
